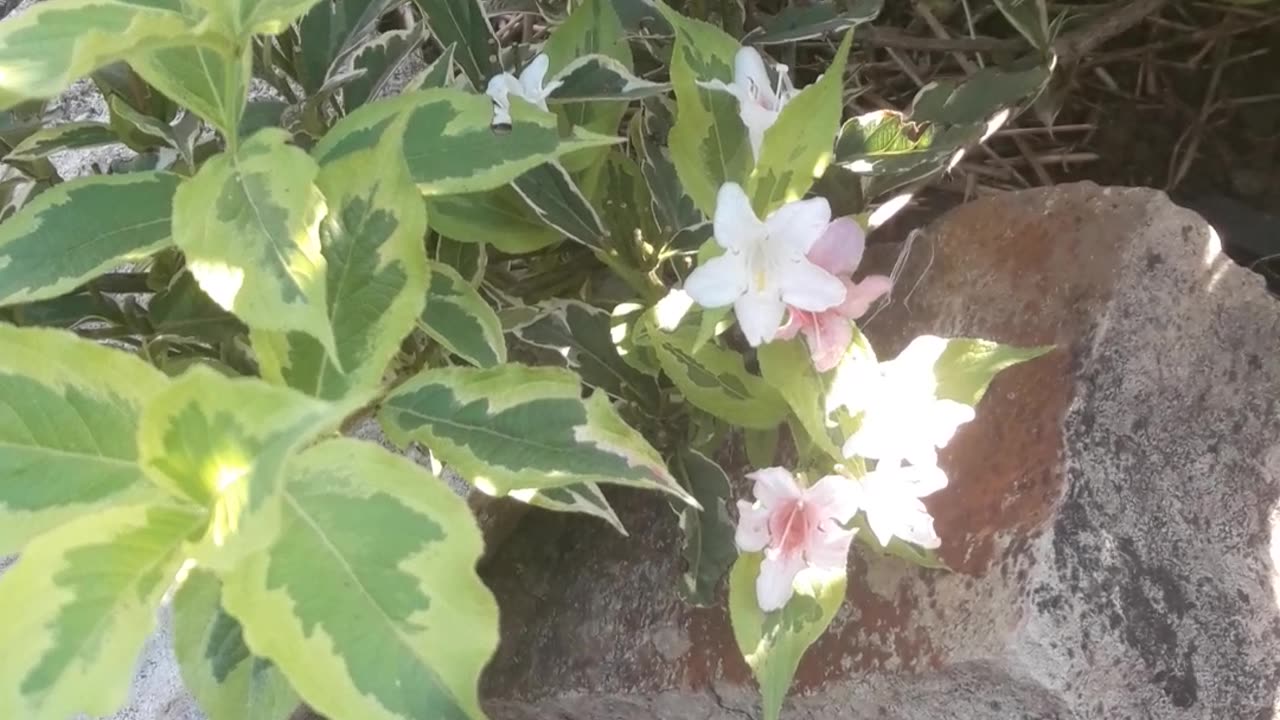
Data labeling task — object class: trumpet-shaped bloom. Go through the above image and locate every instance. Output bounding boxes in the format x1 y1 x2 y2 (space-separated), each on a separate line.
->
702 46 799 159
484 54 562 127
735 468 859 612
850 460 948 550
776 217 892 371
684 183 846 346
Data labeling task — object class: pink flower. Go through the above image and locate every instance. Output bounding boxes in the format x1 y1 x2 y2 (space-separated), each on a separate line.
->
735 468 859 612
775 217 891 372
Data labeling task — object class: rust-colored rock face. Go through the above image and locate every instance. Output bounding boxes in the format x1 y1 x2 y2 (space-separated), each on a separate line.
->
481 183 1280 720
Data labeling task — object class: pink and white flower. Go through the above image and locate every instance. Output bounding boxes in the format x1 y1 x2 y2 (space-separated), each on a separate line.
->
701 47 799 159
735 467 859 612
485 54 563 127
850 460 948 549
775 217 891 372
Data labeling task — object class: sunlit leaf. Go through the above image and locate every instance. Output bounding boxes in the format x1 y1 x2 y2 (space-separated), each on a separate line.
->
418 260 506 368
410 0 497 88
648 323 787 430
748 0 882 44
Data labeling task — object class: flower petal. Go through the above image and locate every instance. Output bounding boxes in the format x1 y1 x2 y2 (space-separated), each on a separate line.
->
927 399 977 448
777 259 846 312
734 292 787 346
714 183 765 252
801 311 853 373
774 310 808 341
807 217 867 275
520 54 550 95
806 520 856 570
901 463 949 498
735 500 771 552
684 253 748 308
747 467 802 507
734 46 775 105
764 197 832 254
805 475 860 523
741 105 777 160
756 549 806 612
838 275 892 319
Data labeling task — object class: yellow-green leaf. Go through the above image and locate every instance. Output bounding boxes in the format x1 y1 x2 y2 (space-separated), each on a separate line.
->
410 0 497 88
379 364 695 504
173 128 339 361
0 171 180 307
418 260 505 368
194 0 325 36
131 39 251 142
757 337 843 460
137 366 352 571
0 325 170 553
649 323 787 430
254 119 429 400
0 504 204 720
173 570 299 720
426 187 562 254
220 438 498 720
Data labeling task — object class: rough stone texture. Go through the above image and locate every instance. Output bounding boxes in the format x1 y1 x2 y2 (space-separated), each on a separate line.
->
478 182 1280 719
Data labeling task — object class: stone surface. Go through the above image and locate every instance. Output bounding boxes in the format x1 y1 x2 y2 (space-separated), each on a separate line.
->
478 182 1280 719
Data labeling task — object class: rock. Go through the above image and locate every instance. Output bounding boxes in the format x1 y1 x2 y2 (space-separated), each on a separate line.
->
478 182 1280 719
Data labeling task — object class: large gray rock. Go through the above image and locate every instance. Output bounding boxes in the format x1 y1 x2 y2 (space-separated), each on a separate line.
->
478 183 1280 719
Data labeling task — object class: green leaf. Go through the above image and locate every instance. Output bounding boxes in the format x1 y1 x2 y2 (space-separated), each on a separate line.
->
220 438 498 720
0 0 199 109
173 128 339 361
510 481 625 534
2 121 117 163
653 2 751 217
418 260 506 368
911 62 1052 127
672 448 738 606
547 55 669 102
343 26 428 111
427 187 563 254
0 325 170 554
137 366 351 570
295 0 397 93
379 364 695 503
431 233 487 284
131 40 251 141
411 0 498 88
648 323 787 430
514 299 658 403
750 32 852 215
406 44 457 91
510 162 607 251
314 88 621 196
2 292 121 329
728 553 847 720
757 338 843 460
635 99 702 236
993 0 1051 53
196 0 325 36
173 570 299 720
835 109 951 175
0 504 204 720
0 171 179 307
748 0 882 44
149 271 245 340
931 337 1051 406
253 123 429 401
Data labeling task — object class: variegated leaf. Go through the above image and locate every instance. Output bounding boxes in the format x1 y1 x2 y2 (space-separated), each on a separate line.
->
749 32 852 215
254 120 428 400
138 366 352 570
295 0 397 93
131 40 251 141
757 336 843 460
173 570 299 720
380 364 694 503
0 0 200 109
431 234 487 285
173 128 339 360
2 121 116 162
418 260 505 368
510 481 626 534
747 0 882 44
652 1 751 217
729 554 847 720
910 63 1052 127
411 0 498 88
194 0 325 36
343 25 428 111
514 299 657 403
648 323 787 430
548 54 669 102
404 44 457 92
427 187 562 254
0 171 179 306
510 162 607 251
0 504 204 720
634 99 702 236
672 447 737 606
314 88 620 196
0 325 170 553
220 438 498 720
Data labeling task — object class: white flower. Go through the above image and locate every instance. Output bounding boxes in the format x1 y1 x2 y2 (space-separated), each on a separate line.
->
838 336 976 467
684 183 846 346
850 460 947 550
736 468 859 612
701 46 799 159
484 54 563 127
